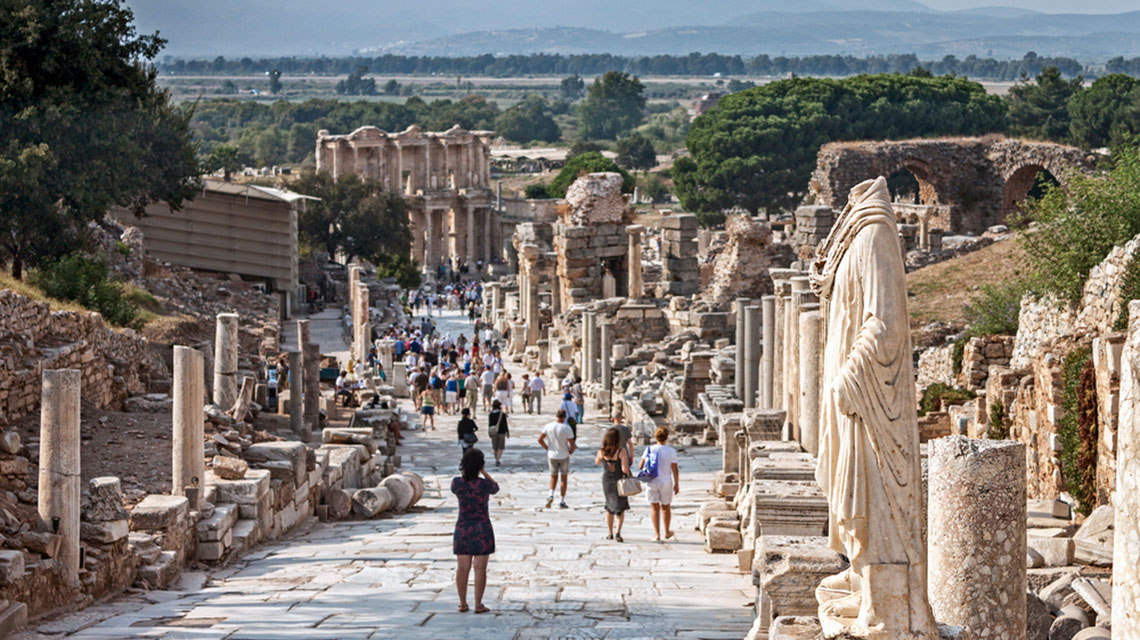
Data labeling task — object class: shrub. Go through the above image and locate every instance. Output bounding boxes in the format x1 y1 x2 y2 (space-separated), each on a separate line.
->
987 402 1009 440
30 253 139 327
918 383 975 417
1056 346 1097 515
1115 255 1140 331
114 241 130 257
962 279 1030 336
1015 137 1140 302
524 183 550 199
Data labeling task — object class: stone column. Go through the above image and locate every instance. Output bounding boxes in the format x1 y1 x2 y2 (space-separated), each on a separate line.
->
356 282 370 363
582 312 595 383
38 368 81 587
1114 299 1140 635
288 350 304 436
552 274 562 315
212 312 239 409
424 209 435 272
928 436 1026 639
626 224 644 299
784 277 810 440
348 265 360 315
744 305 761 409
466 202 476 261
734 298 749 401
772 283 787 412
173 346 205 510
761 295 776 408
483 208 493 264
600 323 613 407
527 279 540 346
798 307 821 456
297 320 319 440
589 312 601 382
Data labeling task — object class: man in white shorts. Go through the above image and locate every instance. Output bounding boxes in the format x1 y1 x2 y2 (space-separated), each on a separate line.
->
641 426 680 542
538 409 576 509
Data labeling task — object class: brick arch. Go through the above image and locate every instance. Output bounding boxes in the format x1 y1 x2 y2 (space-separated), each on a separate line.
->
1000 163 1060 218
886 158 943 205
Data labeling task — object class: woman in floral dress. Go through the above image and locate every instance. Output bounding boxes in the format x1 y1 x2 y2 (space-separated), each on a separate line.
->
452 448 499 613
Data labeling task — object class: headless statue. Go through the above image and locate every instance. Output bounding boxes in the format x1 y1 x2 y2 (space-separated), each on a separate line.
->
809 176 935 639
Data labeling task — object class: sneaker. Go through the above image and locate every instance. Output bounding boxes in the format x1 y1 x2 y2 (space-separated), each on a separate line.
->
559 501 568 509
545 497 553 509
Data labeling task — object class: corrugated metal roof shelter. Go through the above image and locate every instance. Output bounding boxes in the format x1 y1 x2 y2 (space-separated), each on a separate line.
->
111 179 317 316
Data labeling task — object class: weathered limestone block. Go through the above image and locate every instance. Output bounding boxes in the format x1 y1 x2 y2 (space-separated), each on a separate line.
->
208 468 271 505
401 471 425 505
706 523 743 552
129 495 189 532
751 480 829 539
212 455 249 480
0 551 25 586
754 536 848 637
564 172 625 225
80 519 129 544
244 441 307 486
82 476 129 522
928 436 1026 640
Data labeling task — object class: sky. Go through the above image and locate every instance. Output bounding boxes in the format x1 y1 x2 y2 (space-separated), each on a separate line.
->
923 0 1137 12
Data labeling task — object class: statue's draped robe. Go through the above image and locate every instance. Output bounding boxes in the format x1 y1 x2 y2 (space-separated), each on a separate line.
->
811 177 933 636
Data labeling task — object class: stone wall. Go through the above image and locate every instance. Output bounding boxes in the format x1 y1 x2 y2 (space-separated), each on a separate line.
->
658 214 700 297
0 291 167 424
704 216 776 306
553 173 630 308
959 335 1014 392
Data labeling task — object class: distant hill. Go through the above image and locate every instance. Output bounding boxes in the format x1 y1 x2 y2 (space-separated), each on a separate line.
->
125 0 1140 61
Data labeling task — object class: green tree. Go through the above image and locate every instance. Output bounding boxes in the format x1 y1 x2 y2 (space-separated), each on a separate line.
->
674 74 1007 217
268 69 282 95
205 145 242 180
0 0 201 278
384 79 400 95
1007 66 1084 142
290 171 411 265
615 133 657 171
560 74 585 101
568 139 605 159
1068 74 1140 150
1015 137 1140 302
494 96 560 143
254 126 288 167
576 71 647 140
336 65 377 96
547 152 633 198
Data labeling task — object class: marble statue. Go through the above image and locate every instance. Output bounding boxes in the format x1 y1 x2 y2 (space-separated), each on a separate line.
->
809 177 935 639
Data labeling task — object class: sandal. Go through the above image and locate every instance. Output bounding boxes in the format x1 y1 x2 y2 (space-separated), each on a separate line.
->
474 605 490 614
665 531 675 540
605 534 614 540
615 533 623 543
458 604 469 613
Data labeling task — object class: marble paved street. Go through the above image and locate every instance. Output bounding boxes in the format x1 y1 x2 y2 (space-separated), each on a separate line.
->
20 310 753 640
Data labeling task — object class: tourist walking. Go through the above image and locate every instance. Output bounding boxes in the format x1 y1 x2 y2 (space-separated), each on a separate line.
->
595 427 631 542
520 374 532 414
488 399 509 466
640 427 680 542
571 376 585 424
419 387 437 431
457 408 478 453
465 369 480 416
452 448 498 614
445 372 460 415
481 367 495 412
539 409 576 509
494 372 511 413
528 372 546 414
559 392 580 437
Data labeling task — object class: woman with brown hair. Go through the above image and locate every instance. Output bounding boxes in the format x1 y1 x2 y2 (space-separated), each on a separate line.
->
452 448 498 613
594 427 631 542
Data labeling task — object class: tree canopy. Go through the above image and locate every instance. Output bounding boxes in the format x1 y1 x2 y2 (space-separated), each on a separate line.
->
673 73 1007 218
1068 74 1140 150
576 71 647 140
291 171 410 264
0 0 201 278
1007 66 1084 141
547 152 633 198
615 133 657 171
494 96 560 143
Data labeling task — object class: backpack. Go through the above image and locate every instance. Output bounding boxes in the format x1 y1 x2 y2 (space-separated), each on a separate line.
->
637 445 659 482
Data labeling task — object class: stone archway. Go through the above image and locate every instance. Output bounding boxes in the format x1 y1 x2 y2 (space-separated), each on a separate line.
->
1001 164 1060 219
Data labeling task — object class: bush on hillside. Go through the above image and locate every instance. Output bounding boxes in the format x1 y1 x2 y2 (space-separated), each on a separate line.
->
31 254 139 327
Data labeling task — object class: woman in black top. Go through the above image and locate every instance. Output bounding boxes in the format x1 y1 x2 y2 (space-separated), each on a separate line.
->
487 399 509 466
457 408 478 452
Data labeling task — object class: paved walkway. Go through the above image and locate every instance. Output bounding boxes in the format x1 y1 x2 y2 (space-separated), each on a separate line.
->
20 310 753 640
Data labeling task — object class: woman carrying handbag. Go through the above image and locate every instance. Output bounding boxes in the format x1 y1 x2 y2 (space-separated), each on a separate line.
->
487 399 509 466
595 427 636 542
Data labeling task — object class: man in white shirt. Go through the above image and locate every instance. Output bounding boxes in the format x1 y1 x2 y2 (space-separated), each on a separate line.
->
538 409 576 509
483 327 494 346
528 373 546 414
640 426 680 542
480 367 496 412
